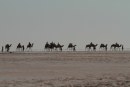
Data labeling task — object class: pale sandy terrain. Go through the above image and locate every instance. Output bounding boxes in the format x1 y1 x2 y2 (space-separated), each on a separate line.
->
0 51 130 87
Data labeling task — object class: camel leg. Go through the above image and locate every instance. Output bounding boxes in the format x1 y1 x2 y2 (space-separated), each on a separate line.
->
7 48 9 52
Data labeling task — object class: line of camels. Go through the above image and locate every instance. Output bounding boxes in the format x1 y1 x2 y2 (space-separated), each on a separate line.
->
3 42 34 52
2 42 124 52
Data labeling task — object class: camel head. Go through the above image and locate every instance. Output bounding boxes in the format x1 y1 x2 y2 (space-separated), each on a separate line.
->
74 45 77 47
9 44 12 47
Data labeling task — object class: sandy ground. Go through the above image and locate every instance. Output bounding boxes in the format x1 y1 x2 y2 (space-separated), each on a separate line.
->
0 51 130 87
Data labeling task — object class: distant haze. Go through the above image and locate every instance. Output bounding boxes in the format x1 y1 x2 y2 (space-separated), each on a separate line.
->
0 0 130 51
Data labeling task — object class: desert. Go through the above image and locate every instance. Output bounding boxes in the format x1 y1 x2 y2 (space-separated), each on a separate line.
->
0 51 130 87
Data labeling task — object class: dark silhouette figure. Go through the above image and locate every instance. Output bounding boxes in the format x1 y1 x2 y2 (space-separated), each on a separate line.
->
49 42 56 51
110 44 116 50
110 43 122 51
85 44 92 51
85 42 98 51
92 44 98 51
5 44 12 52
44 42 56 51
56 43 64 51
100 44 108 51
22 45 25 51
44 42 54 51
16 43 25 52
1 46 4 52
26 42 34 51
67 43 76 51
44 42 50 51
16 43 22 51
121 45 124 51
44 42 64 52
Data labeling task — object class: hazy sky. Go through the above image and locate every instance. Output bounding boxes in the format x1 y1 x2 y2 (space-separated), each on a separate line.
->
0 0 130 50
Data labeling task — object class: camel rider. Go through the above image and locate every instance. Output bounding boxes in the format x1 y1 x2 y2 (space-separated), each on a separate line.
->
90 42 93 45
45 42 49 47
18 43 21 47
46 42 49 44
57 42 60 46
29 42 31 46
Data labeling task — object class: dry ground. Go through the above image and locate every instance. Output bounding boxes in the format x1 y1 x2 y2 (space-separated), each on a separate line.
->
0 51 130 87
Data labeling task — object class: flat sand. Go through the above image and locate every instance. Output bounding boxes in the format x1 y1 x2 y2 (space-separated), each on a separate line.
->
0 51 130 87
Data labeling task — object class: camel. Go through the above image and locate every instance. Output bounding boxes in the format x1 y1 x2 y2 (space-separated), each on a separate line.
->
99 44 107 51
16 43 24 51
44 42 64 52
110 43 122 51
85 44 92 51
26 42 34 51
85 42 98 51
44 42 50 51
92 44 98 51
56 43 64 51
5 44 12 52
116 44 122 51
44 42 56 51
67 43 76 51
49 42 56 51
110 44 116 50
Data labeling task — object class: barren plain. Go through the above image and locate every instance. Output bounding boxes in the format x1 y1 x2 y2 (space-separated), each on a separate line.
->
0 51 130 87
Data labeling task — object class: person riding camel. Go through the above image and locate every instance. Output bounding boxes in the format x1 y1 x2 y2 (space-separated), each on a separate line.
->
90 42 93 45
29 42 31 46
18 43 21 47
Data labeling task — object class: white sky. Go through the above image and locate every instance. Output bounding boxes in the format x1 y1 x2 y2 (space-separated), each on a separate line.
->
0 0 130 51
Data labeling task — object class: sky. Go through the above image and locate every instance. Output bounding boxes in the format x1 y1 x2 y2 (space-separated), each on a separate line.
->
0 0 130 51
